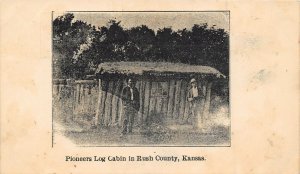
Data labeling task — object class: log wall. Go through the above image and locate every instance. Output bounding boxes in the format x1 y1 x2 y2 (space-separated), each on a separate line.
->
53 79 98 125
53 77 212 128
94 78 209 127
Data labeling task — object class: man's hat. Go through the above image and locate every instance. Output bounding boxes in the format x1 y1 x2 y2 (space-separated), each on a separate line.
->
190 78 196 83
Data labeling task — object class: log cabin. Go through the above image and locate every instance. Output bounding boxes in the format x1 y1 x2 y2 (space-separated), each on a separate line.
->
94 61 225 127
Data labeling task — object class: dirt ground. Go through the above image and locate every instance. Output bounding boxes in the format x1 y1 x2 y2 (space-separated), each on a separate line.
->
54 119 230 146
53 94 230 146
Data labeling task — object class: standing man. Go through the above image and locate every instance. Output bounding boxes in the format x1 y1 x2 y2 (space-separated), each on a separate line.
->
121 78 140 134
187 78 205 128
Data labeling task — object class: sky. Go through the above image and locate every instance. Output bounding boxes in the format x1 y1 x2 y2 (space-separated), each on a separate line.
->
54 11 229 33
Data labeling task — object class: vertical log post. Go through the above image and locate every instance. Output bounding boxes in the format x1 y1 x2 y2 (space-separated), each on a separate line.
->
138 80 145 125
179 80 187 122
72 84 76 121
143 81 151 123
173 80 182 119
111 80 121 126
79 84 84 114
148 81 157 120
155 82 163 114
167 80 176 118
76 83 80 103
74 83 81 120
135 81 141 125
95 79 102 126
104 81 114 126
91 84 98 115
183 96 191 123
161 81 170 118
99 80 108 126
118 79 128 127
203 81 213 120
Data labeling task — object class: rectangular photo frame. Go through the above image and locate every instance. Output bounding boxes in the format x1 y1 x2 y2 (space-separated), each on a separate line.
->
52 11 230 147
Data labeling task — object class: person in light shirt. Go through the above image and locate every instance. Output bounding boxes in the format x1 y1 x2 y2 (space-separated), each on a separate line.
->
121 78 140 134
187 78 205 128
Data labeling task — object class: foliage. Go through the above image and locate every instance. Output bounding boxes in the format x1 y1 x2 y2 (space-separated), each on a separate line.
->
53 13 93 79
53 13 229 79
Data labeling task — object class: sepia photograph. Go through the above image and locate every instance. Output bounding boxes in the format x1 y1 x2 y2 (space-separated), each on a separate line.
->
1 1 299 173
52 11 230 146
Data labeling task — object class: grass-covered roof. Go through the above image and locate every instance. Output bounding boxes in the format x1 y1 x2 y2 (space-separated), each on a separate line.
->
96 61 225 78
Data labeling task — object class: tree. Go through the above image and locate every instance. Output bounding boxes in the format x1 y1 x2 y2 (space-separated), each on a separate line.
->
53 14 229 78
79 20 129 68
53 13 93 79
127 25 156 61
155 27 181 62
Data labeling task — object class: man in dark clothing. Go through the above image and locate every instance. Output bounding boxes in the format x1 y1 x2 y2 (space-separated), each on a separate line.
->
121 78 140 134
